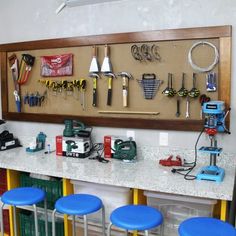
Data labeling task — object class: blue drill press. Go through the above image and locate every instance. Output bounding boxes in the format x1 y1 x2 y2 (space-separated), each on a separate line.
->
197 101 230 182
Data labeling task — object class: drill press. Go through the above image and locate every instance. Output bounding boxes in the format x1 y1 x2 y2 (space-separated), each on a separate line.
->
197 101 230 182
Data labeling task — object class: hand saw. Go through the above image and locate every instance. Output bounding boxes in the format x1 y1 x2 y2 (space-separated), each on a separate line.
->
8 54 21 112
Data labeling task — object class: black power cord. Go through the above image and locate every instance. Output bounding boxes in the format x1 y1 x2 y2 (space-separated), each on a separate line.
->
171 127 205 180
89 142 109 163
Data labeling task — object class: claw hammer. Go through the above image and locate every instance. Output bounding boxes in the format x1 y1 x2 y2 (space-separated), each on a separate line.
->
89 73 100 107
104 73 116 106
117 72 133 107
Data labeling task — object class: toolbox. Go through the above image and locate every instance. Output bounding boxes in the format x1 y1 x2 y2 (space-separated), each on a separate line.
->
56 135 91 158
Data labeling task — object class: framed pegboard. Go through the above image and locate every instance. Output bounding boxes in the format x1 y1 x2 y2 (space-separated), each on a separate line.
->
0 25 231 131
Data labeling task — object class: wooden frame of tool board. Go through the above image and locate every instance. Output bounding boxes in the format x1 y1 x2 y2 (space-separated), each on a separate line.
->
0 25 232 131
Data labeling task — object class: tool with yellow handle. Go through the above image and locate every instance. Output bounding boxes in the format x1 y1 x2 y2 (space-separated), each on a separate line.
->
104 73 116 106
89 73 100 107
80 79 87 110
117 72 133 107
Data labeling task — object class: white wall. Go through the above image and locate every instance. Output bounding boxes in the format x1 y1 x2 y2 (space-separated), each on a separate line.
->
0 0 235 152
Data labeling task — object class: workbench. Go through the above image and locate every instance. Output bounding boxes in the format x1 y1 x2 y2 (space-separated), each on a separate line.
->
0 146 235 235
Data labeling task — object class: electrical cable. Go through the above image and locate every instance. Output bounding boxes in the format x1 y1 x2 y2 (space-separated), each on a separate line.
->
89 142 109 163
172 127 205 180
222 108 231 134
188 41 219 73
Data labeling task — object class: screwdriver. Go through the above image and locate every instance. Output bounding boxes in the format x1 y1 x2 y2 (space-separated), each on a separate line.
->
80 79 86 110
72 79 80 100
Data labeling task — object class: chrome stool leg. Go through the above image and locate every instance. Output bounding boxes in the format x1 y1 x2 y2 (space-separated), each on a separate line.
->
0 203 4 236
72 215 76 236
101 205 106 236
144 230 149 236
107 222 113 236
83 215 88 236
44 198 48 236
13 206 18 236
33 204 39 236
52 209 57 236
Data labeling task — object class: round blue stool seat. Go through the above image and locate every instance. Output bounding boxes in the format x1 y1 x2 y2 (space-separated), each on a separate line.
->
179 217 236 236
1 187 46 206
55 194 103 215
110 205 163 231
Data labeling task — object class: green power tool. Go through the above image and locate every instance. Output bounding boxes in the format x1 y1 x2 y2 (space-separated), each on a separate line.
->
63 120 88 137
113 139 137 161
65 140 78 152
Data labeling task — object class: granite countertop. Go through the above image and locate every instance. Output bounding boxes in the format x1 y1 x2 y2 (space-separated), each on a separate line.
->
0 147 235 201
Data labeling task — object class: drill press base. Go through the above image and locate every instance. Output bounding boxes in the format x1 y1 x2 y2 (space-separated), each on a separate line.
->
197 165 225 182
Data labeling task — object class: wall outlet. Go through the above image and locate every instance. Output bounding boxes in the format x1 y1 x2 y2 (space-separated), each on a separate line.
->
159 132 168 146
126 130 135 141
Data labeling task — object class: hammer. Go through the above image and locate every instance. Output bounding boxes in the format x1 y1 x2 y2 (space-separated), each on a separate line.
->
88 73 100 107
117 72 133 107
104 73 116 106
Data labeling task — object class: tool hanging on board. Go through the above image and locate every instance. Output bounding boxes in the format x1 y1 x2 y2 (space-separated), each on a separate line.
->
62 80 74 97
177 73 188 97
206 72 217 92
89 45 100 73
8 54 21 112
18 54 35 85
188 41 219 73
80 79 87 110
162 73 176 97
186 96 190 119
188 73 200 98
89 73 100 107
24 91 47 107
131 44 161 62
72 79 80 100
117 72 133 107
40 53 73 77
104 73 116 106
176 99 180 117
98 110 160 115
101 45 112 73
89 45 100 107
137 73 163 99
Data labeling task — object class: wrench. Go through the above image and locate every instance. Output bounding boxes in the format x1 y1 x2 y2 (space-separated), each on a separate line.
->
176 99 180 117
186 96 190 118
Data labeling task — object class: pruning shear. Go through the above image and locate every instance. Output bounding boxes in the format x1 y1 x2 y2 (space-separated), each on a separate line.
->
89 156 109 163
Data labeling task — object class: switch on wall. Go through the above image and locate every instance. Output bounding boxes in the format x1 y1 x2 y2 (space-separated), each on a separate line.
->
127 130 135 140
159 132 168 146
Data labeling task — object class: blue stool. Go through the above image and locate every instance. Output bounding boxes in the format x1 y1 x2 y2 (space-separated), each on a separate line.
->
52 194 105 236
107 205 163 236
0 187 48 236
178 217 236 236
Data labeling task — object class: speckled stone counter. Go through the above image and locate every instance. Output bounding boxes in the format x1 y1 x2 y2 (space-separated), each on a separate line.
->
0 147 235 201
